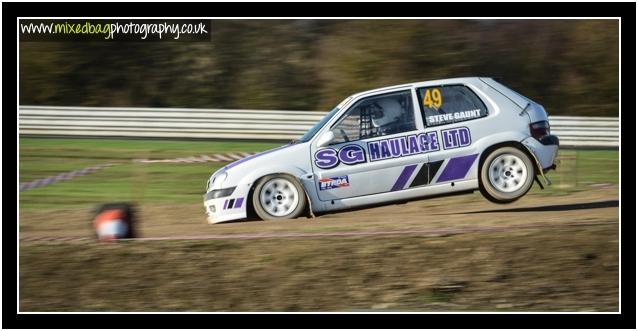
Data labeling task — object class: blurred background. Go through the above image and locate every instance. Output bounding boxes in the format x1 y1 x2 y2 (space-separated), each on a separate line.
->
20 19 618 116
18 19 620 312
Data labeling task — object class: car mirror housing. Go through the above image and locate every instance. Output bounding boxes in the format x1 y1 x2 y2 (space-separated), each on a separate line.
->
316 130 335 148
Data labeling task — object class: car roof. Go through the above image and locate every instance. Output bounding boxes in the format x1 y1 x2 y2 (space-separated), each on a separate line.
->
349 76 490 99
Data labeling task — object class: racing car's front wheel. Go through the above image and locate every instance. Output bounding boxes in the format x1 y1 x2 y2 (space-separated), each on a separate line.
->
479 146 535 204
252 174 307 220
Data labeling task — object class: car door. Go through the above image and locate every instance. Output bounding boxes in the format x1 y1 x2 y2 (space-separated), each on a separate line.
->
416 84 491 184
310 89 439 201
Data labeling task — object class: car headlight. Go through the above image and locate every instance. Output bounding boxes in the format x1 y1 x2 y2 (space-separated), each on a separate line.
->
207 171 228 191
204 186 236 200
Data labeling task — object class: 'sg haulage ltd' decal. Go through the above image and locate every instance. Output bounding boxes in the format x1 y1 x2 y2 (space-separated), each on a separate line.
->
313 128 470 168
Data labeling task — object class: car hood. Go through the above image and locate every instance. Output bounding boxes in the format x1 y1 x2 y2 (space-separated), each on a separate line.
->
222 141 310 175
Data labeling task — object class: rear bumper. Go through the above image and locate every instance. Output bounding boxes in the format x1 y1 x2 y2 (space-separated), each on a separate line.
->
540 135 559 173
540 134 560 147
543 163 557 173
521 136 559 171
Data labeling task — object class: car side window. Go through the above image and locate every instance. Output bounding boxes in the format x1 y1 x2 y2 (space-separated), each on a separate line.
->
330 91 416 144
417 85 488 127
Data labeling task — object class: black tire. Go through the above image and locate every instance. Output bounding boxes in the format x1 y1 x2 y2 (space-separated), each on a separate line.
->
252 174 307 220
479 146 535 204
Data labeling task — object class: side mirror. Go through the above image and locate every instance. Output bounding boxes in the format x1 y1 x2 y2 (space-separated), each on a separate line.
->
316 130 335 148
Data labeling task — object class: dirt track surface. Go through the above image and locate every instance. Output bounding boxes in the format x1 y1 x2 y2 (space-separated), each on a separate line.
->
20 186 619 241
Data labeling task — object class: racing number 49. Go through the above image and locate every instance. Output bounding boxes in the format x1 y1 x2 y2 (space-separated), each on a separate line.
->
423 88 442 108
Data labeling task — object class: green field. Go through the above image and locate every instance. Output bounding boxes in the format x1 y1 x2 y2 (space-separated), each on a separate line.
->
19 137 619 212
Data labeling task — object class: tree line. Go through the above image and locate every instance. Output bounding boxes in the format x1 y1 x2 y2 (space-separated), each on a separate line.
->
19 19 619 116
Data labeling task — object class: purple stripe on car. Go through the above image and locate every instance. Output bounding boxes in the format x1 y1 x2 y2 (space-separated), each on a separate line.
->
391 164 418 191
235 197 244 209
224 144 292 170
437 154 478 183
223 199 229 210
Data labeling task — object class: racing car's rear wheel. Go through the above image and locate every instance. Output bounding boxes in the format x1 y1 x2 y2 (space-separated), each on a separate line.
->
252 174 307 220
479 146 535 204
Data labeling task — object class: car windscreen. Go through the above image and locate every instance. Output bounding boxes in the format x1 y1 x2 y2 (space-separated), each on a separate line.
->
298 106 340 143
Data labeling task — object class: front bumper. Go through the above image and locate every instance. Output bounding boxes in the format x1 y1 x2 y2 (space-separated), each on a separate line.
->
203 184 249 224
204 195 248 224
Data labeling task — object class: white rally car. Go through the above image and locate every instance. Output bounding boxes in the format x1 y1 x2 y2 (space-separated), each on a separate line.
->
204 77 559 223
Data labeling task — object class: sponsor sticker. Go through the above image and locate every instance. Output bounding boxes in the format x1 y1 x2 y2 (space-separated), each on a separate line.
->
312 127 470 169
319 176 350 191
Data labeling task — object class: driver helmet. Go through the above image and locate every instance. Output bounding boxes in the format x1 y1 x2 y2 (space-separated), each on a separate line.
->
372 98 403 128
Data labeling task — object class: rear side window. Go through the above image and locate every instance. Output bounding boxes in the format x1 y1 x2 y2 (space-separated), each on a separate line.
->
416 85 488 127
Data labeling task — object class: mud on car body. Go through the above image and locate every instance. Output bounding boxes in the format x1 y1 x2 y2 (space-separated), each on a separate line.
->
204 77 559 223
